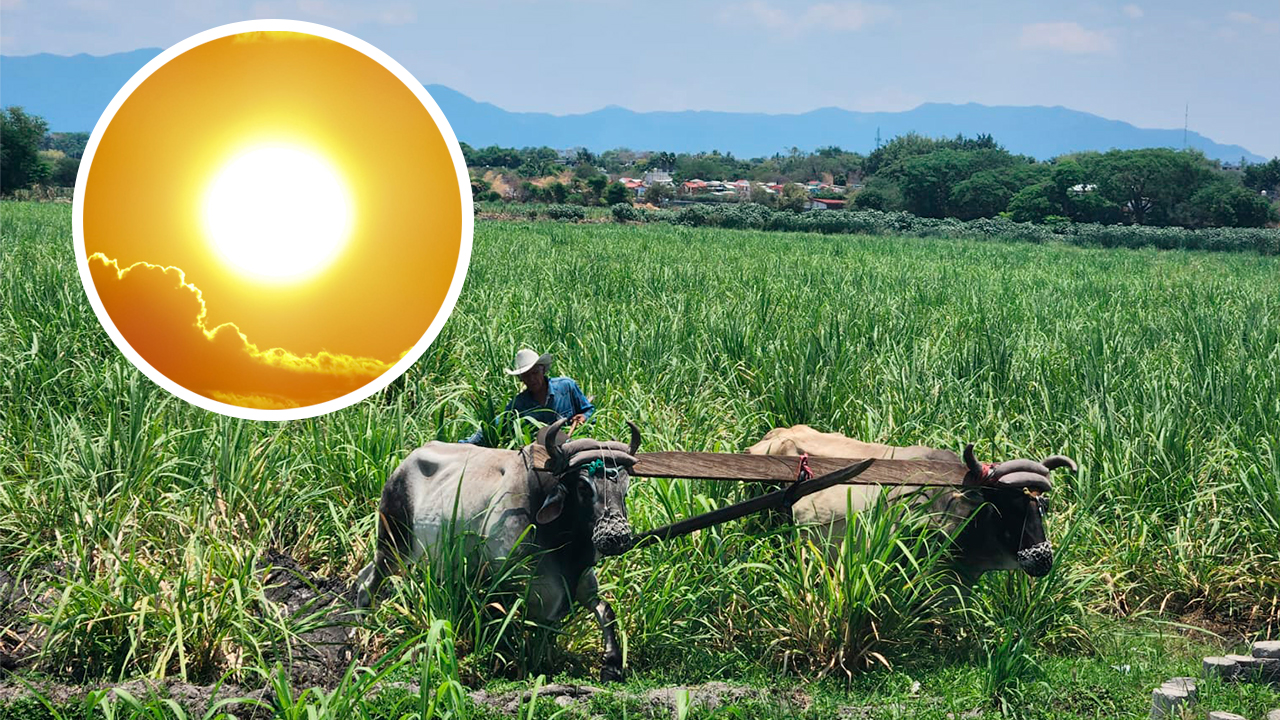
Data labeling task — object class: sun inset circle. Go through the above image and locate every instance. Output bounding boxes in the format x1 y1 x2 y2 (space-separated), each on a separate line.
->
72 20 473 421
204 145 352 280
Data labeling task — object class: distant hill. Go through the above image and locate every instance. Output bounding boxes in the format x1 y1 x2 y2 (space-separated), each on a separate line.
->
1 49 1266 163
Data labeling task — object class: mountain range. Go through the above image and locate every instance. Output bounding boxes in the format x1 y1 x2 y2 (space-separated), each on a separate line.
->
1 49 1266 163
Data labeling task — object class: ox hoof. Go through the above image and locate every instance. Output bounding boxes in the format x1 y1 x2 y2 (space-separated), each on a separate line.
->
600 664 624 683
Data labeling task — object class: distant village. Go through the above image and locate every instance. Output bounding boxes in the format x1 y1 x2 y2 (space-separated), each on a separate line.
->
616 170 853 210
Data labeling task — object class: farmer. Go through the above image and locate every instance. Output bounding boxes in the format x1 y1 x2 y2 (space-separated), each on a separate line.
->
460 347 594 446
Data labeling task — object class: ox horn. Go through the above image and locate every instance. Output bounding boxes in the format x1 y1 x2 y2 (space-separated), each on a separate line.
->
627 421 642 457
996 471 1053 492
962 443 983 486
989 459 1050 480
542 417 571 470
566 448 640 468
1041 455 1078 473
561 439 633 457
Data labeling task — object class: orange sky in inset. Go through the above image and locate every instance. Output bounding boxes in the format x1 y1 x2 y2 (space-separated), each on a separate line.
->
81 31 462 409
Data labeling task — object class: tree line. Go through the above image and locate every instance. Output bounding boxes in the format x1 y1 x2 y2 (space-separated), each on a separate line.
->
4 105 1277 230
467 137 1280 230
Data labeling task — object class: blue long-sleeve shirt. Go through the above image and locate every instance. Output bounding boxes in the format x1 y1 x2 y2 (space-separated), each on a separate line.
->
461 376 595 446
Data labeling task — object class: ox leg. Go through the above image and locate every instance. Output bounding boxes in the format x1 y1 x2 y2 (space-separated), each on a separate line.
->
354 555 385 610
575 569 623 682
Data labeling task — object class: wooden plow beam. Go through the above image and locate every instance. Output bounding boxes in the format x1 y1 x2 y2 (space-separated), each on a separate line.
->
528 445 972 550
529 446 968 488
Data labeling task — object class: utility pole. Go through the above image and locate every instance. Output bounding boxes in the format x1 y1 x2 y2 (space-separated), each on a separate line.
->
875 127 881 150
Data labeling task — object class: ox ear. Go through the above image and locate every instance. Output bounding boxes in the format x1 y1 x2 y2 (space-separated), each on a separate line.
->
536 484 568 524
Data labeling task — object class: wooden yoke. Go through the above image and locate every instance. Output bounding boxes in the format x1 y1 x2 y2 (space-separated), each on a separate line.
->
527 445 968 487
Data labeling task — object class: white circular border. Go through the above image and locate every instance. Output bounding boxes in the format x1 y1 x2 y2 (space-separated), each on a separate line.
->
73 19 474 422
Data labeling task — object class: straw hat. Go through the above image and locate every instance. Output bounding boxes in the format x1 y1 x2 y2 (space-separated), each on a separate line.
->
505 348 553 376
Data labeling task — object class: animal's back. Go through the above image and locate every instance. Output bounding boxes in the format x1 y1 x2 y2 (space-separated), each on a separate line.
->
746 425 963 529
381 442 551 561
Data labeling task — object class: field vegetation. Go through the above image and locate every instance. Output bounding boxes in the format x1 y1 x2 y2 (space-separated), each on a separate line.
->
2 201 1278 718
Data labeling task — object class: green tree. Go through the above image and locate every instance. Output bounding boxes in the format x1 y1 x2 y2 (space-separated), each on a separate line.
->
1006 183 1055 223
648 151 677 171
1 107 51 195
1085 148 1214 225
586 175 608 204
1179 179 1277 228
896 149 975 217
40 131 90 158
863 132 940 176
949 170 1016 220
546 181 568 204
777 183 809 212
852 177 902 211
603 181 631 205
517 146 562 177
643 181 674 206
1243 158 1280 195
749 183 777 207
49 154 81 188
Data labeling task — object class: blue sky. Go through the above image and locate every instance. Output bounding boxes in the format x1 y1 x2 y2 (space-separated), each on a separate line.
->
2 0 1277 158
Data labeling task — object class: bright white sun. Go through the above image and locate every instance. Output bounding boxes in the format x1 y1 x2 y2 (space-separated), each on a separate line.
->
203 145 352 280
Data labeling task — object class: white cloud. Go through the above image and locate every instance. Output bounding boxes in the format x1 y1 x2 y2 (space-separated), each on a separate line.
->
734 1 891 36
1122 4 1143 19
1018 22 1115 54
1225 10 1280 33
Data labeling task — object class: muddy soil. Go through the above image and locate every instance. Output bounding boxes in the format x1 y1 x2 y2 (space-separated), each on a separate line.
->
258 548 358 688
0 550 358 688
0 564 62 673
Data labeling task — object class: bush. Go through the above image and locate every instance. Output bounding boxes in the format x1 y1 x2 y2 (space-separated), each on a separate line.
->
611 203 641 222
531 195 1280 254
544 204 585 221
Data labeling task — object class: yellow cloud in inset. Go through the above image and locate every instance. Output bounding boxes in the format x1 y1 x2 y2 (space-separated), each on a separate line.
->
89 252 399 408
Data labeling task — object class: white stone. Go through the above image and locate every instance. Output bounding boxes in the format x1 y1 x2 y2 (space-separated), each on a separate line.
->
1206 712 1247 720
1268 710 1280 720
1253 640 1280 659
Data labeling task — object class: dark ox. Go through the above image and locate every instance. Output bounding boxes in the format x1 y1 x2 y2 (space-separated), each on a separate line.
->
746 425 1076 580
355 418 639 681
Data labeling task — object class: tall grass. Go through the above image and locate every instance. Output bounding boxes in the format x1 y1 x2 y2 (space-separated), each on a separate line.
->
3 201 1279 709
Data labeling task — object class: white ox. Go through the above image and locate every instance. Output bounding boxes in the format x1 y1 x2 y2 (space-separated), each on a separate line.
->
356 418 640 681
747 425 1076 579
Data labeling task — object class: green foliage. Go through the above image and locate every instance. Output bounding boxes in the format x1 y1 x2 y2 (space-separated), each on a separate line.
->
1 107 51 195
748 183 776 208
1180 178 1277 228
1006 183 1055 223
776 183 809 212
603 182 631 206
537 196 1280 255
1085 148 1215 225
38 131 90 159
1242 157 1280 194
3 203 1280 714
642 181 674 206
542 204 585 221
852 177 903 211
756 493 956 677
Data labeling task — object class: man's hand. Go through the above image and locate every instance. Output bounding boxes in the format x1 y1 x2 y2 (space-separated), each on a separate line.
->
568 414 587 434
